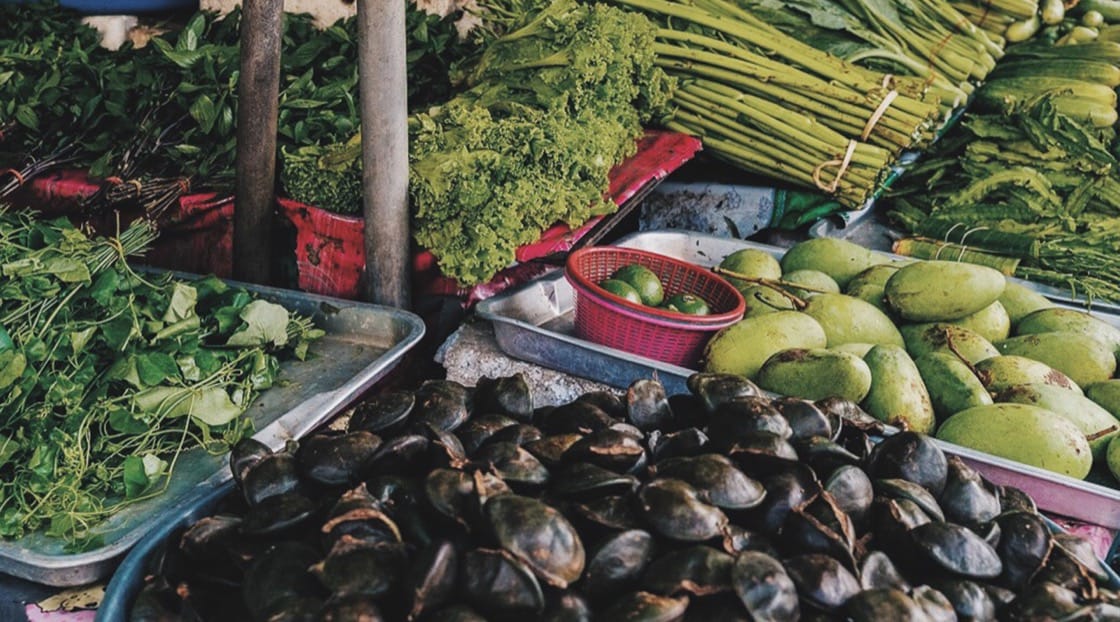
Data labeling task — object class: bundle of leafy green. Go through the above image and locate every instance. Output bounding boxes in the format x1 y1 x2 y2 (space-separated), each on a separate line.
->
407 0 673 285
0 210 323 545
886 98 1120 301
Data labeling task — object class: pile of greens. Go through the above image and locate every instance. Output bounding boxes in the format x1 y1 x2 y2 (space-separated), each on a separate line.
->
0 210 322 545
885 98 1120 302
286 0 674 285
0 1 473 201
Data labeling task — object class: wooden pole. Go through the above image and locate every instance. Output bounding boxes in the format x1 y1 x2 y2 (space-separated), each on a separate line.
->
356 0 411 308
234 0 284 285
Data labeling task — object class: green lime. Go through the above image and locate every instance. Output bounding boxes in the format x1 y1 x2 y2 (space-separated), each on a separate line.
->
600 278 643 305
611 264 664 306
664 293 711 315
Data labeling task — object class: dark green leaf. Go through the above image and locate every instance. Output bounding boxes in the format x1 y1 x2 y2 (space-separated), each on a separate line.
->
137 352 180 386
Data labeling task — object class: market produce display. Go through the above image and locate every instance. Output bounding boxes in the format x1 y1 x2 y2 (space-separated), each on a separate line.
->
702 237 1120 485
598 263 713 315
129 372 1120 620
0 211 323 544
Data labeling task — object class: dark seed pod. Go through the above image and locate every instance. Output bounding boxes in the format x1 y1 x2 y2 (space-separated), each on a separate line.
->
627 378 676 431
574 390 627 420
551 462 640 500
681 593 750 622
995 510 1052 591
772 397 832 441
582 529 656 602
1001 581 1083 621
652 453 766 510
707 397 793 448
241 452 301 506
405 540 458 621
795 436 861 476
650 427 710 461
868 497 931 559
784 553 861 613
348 390 415 434
939 455 1000 527
241 491 317 536
638 478 729 543
747 463 820 536
824 465 873 527
721 525 779 557
320 594 383 622
473 373 534 421
365 434 431 476
570 494 640 535
242 541 322 622
485 423 543 448
599 591 689 622
474 441 550 491
535 401 616 436
411 379 472 433
858 551 909 592
179 514 244 567
523 433 583 468
724 432 800 475
427 605 489 622
563 428 647 474
1052 532 1110 582
844 588 925 622
997 484 1037 515
910 585 957 622
866 431 948 496
814 397 884 434
641 545 734 597
310 537 407 599
541 591 592 622
460 548 545 615
230 437 272 487
935 579 996 622
322 484 401 549
484 494 586 588
731 551 800 622
910 522 1002 580
781 491 857 570
666 393 708 430
457 414 519 456
687 372 761 414
296 431 382 486
874 478 946 523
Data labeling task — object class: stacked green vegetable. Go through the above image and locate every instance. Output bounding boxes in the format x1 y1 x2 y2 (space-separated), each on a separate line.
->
605 0 990 209
0 210 323 545
886 90 1120 302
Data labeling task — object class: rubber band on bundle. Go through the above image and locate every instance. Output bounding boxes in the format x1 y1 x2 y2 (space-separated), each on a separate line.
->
812 140 859 194
862 87 899 141
1 168 25 186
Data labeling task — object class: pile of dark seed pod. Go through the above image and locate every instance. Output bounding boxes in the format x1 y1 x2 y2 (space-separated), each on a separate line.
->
130 372 1120 621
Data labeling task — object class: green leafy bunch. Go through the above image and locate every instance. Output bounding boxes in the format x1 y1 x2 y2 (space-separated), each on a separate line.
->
0 210 322 544
407 0 675 285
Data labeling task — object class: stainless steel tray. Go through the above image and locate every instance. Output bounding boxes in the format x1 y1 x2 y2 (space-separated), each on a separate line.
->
809 207 1120 316
0 281 425 586
476 229 1120 528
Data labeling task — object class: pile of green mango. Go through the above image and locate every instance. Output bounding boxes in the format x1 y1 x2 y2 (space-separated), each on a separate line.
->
704 237 1120 484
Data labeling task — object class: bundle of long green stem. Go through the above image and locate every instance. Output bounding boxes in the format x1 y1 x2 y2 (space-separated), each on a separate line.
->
611 0 946 208
950 0 1038 43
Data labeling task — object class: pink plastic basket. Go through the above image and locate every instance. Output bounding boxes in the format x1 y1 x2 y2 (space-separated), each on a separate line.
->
565 246 746 367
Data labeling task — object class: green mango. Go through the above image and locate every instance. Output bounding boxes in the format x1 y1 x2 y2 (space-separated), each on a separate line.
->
843 265 900 313
885 260 1006 322
862 344 936 434
740 285 798 318
779 238 884 289
757 348 873 402
996 332 1116 387
996 383 1120 461
702 311 827 380
1086 380 1120 419
782 269 840 299
1016 308 1120 362
999 281 1055 326
830 342 875 358
936 403 1093 479
803 293 905 348
949 302 1011 343
720 248 782 290
914 352 993 421
1108 435 1120 483
976 355 1082 395
900 323 999 365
